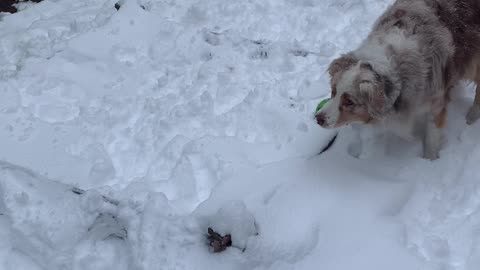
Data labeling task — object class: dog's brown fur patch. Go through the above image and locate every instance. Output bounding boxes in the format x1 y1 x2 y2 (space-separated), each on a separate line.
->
434 107 447 128
335 108 370 127
328 54 358 78
335 94 371 127
393 9 406 18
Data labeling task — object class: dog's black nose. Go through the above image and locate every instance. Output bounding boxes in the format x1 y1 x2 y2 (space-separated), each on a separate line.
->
316 113 326 126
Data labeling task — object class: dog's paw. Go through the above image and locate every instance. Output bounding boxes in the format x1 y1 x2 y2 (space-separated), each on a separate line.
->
466 105 480 125
347 141 362 158
423 138 442 160
423 153 439 160
422 149 440 160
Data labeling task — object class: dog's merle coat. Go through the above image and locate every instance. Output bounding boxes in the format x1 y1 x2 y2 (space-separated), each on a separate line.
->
316 0 480 160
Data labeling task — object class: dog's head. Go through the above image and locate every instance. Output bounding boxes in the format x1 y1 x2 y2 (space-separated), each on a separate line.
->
315 53 398 129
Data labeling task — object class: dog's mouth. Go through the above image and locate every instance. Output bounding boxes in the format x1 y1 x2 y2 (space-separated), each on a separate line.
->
315 114 339 129
316 109 374 128
316 115 374 129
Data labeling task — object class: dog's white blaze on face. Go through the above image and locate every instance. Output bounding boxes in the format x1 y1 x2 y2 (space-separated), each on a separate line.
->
316 95 340 128
316 66 359 128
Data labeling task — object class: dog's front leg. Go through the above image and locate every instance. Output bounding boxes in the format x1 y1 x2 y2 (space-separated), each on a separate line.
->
422 114 444 160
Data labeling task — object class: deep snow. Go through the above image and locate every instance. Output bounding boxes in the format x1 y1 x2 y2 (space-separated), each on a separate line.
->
1 0 480 269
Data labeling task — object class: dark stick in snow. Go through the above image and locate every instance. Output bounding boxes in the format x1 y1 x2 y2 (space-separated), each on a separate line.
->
207 227 232 253
0 0 44 14
71 187 120 206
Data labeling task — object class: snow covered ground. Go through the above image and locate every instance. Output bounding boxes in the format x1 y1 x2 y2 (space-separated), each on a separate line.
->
1 0 480 269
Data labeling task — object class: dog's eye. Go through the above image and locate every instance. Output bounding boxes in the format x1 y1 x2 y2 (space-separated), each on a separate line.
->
342 96 355 107
394 20 403 28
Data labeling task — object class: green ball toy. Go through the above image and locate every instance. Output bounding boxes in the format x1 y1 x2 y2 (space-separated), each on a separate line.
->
315 98 330 113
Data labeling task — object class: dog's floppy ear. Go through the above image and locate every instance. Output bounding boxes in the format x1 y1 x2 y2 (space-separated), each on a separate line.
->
359 77 386 116
358 62 397 117
328 53 358 77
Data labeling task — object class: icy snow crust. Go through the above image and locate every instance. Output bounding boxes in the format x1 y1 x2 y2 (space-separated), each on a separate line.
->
1 0 480 269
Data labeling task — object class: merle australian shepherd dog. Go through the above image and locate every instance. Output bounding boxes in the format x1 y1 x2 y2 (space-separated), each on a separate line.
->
315 0 480 160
